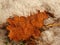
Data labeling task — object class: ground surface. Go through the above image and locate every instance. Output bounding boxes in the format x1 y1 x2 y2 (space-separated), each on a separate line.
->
0 0 60 45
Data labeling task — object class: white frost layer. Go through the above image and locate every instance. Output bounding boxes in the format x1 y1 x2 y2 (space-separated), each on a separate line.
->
0 0 60 23
41 30 54 44
0 0 44 23
42 0 60 18
48 27 60 45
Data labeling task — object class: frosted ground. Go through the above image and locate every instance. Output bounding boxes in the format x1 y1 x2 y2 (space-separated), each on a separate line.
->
0 0 60 45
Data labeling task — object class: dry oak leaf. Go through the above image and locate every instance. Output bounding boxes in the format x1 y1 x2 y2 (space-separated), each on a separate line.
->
6 11 48 41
